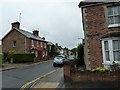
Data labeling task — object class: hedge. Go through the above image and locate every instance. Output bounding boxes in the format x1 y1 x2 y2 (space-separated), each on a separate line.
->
13 53 35 63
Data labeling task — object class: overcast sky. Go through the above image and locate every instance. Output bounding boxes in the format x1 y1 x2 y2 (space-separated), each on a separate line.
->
0 0 84 49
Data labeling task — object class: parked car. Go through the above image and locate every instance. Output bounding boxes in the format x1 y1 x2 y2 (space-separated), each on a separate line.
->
53 55 67 67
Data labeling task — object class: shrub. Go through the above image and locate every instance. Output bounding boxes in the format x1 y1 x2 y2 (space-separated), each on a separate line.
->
2 53 4 64
110 61 120 71
13 53 35 63
90 67 108 72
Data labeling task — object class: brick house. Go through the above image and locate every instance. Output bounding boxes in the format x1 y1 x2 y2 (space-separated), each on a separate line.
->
2 22 52 61
79 1 120 69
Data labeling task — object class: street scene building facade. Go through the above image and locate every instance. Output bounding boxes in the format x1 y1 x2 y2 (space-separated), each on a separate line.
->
79 1 120 69
2 22 53 61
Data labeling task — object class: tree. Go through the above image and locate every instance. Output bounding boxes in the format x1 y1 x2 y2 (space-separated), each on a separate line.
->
49 44 59 57
71 48 77 55
77 43 84 66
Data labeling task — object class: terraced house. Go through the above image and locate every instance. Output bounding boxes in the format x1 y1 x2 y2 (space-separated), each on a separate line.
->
79 1 120 69
2 22 53 61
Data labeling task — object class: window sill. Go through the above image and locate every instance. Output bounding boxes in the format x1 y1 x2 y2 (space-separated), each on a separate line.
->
108 24 120 28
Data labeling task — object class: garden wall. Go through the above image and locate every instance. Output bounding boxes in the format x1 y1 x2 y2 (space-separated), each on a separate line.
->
63 60 120 83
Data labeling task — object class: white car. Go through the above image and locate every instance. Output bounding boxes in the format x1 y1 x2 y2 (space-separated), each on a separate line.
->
53 55 67 67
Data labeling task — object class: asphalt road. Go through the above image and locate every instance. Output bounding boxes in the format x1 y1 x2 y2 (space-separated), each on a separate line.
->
2 61 59 89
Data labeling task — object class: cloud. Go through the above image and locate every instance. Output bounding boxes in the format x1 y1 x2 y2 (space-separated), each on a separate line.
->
0 1 84 49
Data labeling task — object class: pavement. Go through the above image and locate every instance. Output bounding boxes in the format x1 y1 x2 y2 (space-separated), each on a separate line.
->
31 67 64 89
0 60 53 71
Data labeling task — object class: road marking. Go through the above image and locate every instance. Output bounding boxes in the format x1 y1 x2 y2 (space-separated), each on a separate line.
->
33 82 60 88
20 68 60 90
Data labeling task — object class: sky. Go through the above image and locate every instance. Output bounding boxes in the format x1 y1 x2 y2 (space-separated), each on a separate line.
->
0 0 84 49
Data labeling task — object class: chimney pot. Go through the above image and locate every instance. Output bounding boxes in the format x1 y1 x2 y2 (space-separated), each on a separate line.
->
42 37 45 40
11 22 20 29
33 30 39 36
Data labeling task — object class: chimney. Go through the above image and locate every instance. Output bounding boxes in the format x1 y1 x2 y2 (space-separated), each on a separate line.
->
56 43 58 46
42 37 45 40
11 22 20 29
33 30 39 36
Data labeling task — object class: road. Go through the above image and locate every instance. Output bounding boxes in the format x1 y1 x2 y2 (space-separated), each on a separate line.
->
2 61 60 89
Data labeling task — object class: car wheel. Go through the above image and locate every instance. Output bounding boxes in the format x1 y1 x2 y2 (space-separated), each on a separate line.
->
53 63 57 67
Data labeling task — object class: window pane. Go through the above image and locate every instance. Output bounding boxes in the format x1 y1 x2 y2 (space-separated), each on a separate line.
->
114 16 119 24
118 16 120 23
108 16 114 24
105 51 110 61
108 7 113 15
104 41 109 50
113 6 119 15
119 6 120 14
113 40 119 50
113 51 120 61
119 41 120 49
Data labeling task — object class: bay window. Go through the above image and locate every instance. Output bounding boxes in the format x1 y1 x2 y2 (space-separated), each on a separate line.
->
102 38 120 68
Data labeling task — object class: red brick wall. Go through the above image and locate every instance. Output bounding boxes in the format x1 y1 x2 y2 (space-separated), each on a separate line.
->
29 39 48 61
2 29 26 53
64 62 120 83
83 5 120 69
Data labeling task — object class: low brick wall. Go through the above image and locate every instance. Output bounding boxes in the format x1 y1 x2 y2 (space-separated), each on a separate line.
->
71 70 120 82
63 61 120 83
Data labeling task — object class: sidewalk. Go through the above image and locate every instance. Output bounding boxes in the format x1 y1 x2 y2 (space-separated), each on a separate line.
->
32 67 64 88
0 60 53 71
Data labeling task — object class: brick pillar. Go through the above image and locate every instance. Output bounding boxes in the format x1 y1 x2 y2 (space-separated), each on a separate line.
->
63 61 73 82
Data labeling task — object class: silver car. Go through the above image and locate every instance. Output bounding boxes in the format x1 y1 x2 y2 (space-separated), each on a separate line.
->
53 55 67 67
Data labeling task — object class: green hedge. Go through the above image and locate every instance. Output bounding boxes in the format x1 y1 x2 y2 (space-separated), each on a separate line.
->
13 53 35 63
0 53 4 64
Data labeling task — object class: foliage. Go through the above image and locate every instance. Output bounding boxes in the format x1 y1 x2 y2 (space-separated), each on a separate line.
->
90 67 108 72
7 50 16 59
110 61 120 71
49 44 59 57
2 53 4 64
77 43 84 66
13 53 35 63
71 48 77 55
0 53 4 64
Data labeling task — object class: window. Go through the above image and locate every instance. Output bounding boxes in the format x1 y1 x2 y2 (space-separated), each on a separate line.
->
107 6 120 27
113 40 120 61
37 41 39 47
32 40 34 46
40 42 43 47
104 41 110 61
102 39 120 67
44 43 46 48
13 41 16 47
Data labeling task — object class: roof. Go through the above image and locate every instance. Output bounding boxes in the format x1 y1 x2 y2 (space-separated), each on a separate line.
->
2 27 46 42
78 0 120 8
47 41 53 45
101 31 120 38
17 29 45 41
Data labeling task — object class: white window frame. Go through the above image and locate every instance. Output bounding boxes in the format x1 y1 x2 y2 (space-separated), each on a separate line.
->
37 41 39 47
107 6 120 28
44 43 46 48
102 38 120 68
40 42 43 47
13 41 16 47
32 40 34 47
